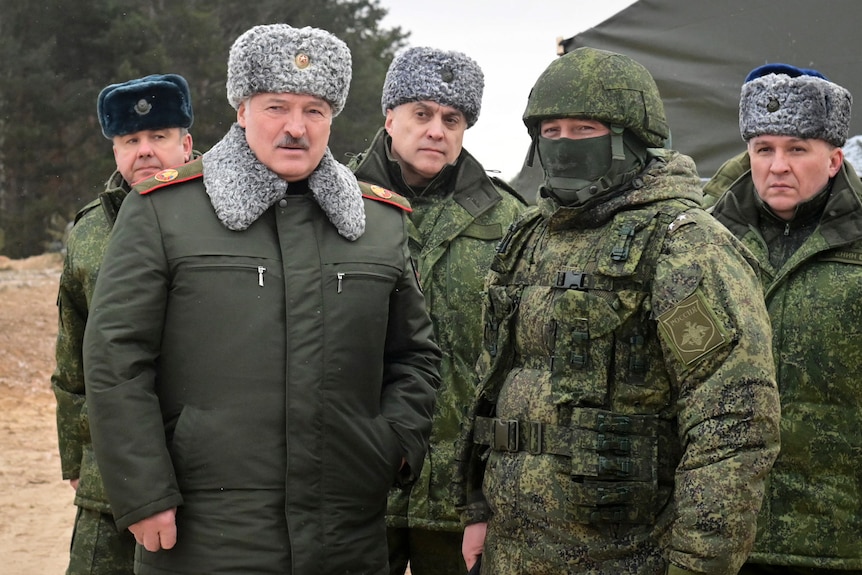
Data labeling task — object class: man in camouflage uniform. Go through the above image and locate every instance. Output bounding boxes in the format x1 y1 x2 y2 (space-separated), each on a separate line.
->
350 47 526 575
52 74 195 575
710 63 862 575
455 47 782 575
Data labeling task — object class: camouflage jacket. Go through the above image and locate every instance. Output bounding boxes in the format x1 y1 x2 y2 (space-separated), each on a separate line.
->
456 150 780 575
351 128 527 531
52 154 201 512
52 169 130 512
701 151 750 209
710 160 862 569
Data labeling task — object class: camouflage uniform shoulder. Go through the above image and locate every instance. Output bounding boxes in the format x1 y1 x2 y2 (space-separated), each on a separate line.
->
489 175 529 206
73 198 103 225
133 157 203 195
358 180 412 213
702 150 750 203
665 202 737 244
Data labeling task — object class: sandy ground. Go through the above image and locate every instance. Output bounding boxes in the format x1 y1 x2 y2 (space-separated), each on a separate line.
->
0 253 417 575
0 253 74 573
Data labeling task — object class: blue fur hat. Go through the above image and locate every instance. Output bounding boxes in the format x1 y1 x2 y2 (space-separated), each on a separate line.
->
740 63 852 146
381 47 484 128
226 24 352 117
97 74 193 139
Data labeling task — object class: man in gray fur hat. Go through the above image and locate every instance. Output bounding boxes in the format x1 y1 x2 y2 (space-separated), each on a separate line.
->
350 46 526 575
53 73 196 575
82 24 440 574
709 63 862 574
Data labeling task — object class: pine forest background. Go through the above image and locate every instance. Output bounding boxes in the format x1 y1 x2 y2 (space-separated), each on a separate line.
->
0 0 409 258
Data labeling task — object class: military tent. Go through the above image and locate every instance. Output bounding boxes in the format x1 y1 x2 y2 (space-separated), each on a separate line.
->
514 0 862 200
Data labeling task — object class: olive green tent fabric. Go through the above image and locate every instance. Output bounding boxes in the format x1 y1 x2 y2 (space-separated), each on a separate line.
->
513 0 862 203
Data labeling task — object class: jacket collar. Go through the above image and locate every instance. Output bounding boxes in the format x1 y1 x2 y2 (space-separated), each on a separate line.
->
540 149 703 230
352 127 504 219
202 124 365 240
716 160 862 248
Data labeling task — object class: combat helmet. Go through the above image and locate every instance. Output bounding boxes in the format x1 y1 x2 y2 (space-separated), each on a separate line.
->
523 47 669 206
523 46 668 147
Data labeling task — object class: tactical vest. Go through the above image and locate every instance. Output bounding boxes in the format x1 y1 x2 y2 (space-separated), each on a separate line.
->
470 200 693 526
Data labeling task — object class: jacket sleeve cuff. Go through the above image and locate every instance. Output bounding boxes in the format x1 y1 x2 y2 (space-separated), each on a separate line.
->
460 500 491 525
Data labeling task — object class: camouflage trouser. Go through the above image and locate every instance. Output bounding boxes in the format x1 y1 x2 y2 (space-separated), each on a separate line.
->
738 564 862 575
387 527 465 575
67 506 135 575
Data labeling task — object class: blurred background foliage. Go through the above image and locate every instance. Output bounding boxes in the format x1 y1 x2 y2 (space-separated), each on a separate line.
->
0 0 407 257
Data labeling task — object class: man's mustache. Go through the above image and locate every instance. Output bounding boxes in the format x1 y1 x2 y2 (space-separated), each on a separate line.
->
277 136 310 149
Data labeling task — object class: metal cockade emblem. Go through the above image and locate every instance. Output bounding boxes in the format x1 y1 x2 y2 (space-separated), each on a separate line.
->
766 97 780 113
134 98 152 115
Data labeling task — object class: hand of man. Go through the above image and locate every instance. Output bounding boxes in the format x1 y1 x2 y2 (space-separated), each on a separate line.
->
462 521 487 571
69 478 79 490
129 508 178 551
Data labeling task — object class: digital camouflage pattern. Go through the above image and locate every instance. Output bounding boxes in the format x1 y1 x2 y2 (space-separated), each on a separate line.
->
522 47 669 147
701 151 750 209
456 149 781 575
710 160 862 570
351 128 527 539
52 169 136 574
68 508 135 575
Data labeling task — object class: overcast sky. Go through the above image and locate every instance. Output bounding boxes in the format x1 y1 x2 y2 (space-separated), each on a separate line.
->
377 0 638 181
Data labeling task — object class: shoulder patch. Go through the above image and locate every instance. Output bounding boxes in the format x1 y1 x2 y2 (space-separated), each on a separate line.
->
359 181 412 212
667 211 699 234
134 157 203 195
657 289 729 365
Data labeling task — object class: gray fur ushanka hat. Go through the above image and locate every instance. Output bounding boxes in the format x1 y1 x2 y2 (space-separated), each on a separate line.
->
226 24 352 116
381 46 484 127
97 74 193 139
740 63 852 146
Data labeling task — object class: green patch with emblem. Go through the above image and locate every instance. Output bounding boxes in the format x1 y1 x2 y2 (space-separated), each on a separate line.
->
657 289 729 365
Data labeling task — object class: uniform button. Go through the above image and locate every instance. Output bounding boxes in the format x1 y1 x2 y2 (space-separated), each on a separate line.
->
278 199 288 208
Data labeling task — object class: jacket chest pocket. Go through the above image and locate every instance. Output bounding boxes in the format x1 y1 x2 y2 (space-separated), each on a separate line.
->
175 259 284 312
323 263 400 341
547 288 623 406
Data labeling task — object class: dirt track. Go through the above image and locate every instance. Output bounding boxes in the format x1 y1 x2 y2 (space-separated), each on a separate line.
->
0 253 417 574
0 254 74 573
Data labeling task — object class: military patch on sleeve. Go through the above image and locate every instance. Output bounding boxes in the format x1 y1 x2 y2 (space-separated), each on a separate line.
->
657 289 729 365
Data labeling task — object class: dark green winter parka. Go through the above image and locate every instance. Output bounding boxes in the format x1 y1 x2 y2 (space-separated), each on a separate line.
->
84 128 441 575
351 128 526 532
711 159 862 570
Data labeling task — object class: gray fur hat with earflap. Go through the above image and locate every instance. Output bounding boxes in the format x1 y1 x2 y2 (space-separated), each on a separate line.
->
381 46 484 127
226 23 352 116
740 63 852 147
